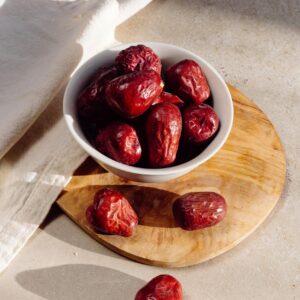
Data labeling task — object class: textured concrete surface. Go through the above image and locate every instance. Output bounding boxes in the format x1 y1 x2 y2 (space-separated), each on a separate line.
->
1 1 299 299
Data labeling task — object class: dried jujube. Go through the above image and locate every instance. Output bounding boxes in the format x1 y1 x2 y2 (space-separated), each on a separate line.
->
86 188 138 237
152 91 184 106
146 102 182 167
95 122 142 165
105 70 163 118
77 66 119 121
116 44 162 74
183 103 219 143
173 192 227 230
166 59 210 104
135 274 183 300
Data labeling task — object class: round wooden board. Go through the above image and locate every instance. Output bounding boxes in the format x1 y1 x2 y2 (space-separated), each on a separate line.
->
57 85 286 268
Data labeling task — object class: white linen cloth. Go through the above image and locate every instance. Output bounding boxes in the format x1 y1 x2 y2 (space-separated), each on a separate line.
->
0 0 151 272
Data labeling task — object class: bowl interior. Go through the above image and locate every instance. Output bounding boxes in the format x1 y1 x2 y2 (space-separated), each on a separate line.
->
64 42 233 175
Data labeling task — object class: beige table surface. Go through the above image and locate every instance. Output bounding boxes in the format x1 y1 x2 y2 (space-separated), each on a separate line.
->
1 1 299 299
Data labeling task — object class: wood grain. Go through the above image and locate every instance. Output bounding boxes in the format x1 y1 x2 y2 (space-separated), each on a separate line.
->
57 85 286 267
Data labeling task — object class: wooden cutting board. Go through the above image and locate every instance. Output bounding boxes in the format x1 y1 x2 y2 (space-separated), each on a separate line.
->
57 85 286 267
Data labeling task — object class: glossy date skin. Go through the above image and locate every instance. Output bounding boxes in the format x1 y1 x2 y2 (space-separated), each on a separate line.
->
86 188 138 237
105 70 163 118
183 103 219 143
173 192 227 230
135 275 183 300
77 66 119 121
116 44 162 74
152 91 184 106
166 59 210 104
95 122 142 165
146 103 182 167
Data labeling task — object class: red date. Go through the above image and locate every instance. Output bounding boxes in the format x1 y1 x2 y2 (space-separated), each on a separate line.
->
166 59 210 104
173 192 227 230
86 188 138 237
105 70 163 118
183 103 219 143
152 91 184 106
116 44 162 74
135 274 183 300
95 122 142 165
146 102 182 167
77 66 119 121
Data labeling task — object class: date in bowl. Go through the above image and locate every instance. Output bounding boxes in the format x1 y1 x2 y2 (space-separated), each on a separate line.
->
63 42 233 182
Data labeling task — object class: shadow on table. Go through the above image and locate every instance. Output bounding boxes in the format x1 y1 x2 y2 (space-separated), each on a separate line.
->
41 182 180 258
16 264 145 300
41 204 121 259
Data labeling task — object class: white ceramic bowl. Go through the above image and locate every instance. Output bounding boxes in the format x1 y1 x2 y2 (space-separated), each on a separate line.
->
64 42 233 182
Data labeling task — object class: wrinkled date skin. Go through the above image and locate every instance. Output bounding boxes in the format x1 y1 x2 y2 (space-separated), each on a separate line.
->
135 275 183 300
152 91 184 106
173 192 227 230
105 70 163 118
116 44 162 74
183 103 219 143
77 66 119 121
95 122 142 165
146 103 182 167
86 188 138 237
166 59 210 104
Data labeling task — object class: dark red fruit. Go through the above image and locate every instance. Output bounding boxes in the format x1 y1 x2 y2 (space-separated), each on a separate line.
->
166 59 210 104
173 192 227 230
105 70 163 118
95 122 142 165
86 188 138 237
183 103 219 143
152 91 184 106
146 103 182 167
116 44 162 74
86 205 99 228
135 274 183 300
77 66 119 121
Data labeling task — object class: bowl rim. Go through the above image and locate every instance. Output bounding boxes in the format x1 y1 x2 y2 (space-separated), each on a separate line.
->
63 41 234 176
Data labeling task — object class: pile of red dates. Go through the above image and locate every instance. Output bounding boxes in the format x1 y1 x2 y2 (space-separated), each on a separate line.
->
77 45 220 168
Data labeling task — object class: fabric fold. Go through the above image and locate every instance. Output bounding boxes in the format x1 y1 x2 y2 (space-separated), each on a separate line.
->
0 0 151 272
